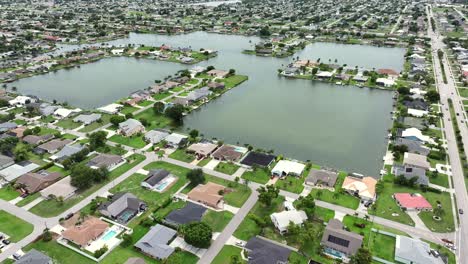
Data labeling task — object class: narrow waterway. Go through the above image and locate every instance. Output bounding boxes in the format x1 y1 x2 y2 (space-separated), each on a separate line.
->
13 32 403 175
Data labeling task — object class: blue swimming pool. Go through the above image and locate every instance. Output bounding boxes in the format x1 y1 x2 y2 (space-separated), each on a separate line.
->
101 230 117 242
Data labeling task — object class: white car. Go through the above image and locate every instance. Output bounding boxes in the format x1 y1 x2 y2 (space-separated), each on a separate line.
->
235 241 246 247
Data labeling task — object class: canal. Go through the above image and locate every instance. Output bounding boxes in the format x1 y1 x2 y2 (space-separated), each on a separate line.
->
13 32 404 176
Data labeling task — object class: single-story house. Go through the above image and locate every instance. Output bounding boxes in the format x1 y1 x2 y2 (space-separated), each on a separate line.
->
134 224 177 260
393 138 430 156
164 133 188 148
240 152 276 167
187 141 218 159
271 160 305 177
392 165 429 186
164 202 207 226
394 193 432 211
87 154 123 170
403 152 430 171
54 108 80 119
9 96 37 106
118 119 145 137
0 122 17 133
376 78 396 87
401 127 435 144
270 210 308 234
0 161 40 182
321 219 363 259
407 108 428 117
98 192 146 223
342 176 377 201
16 171 61 194
36 139 73 154
171 97 190 107
50 144 85 162
40 176 77 200
395 235 445 264
211 145 245 161
73 113 102 125
15 249 52 264
144 129 170 144
187 182 226 209
207 81 225 89
244 236 292 264
62 217 109 248
141 169 173 190
22 134 54 145
187 87 211 102
0 154 14 170
207 69 229 78
97 103 123 114
8 126 26 138
305 169 338 187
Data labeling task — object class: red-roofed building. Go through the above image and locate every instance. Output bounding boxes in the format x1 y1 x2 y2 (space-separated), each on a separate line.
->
394 193 432 211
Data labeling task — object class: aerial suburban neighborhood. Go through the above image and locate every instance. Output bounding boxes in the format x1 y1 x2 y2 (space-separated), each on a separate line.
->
0 0 467 264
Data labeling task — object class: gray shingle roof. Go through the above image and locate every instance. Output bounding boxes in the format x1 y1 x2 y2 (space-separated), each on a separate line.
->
98 192 144 219
245 236 291 264
143 169 170 187
15 249 52 264
165 202 207 226
135 224 176 260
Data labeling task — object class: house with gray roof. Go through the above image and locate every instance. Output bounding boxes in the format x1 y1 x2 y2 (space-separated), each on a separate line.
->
15 249 52 264
0 154 14 170
134 224 177 260
73 113 101 125
164 202 207 226
23 134 54 146
99 192 146 223
118 119 144 137
50 144 85 162
38 103 59 116
0 122 17 133
394 138 430 156
395 235 445 264
0 161 40 182
141 169 172 190
87 153 123 170
306 169 338 187
244 236 292 264
36 139 73 154
144 129 170 144
392 165 429 186
321 219 363 259
187 87 211 102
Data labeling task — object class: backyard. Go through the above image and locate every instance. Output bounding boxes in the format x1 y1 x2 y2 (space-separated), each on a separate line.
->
214 162 240 175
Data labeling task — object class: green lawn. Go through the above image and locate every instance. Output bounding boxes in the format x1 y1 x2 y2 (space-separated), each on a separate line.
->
137 100 153 107
55 118 81 130
202 210 234 232
169 149 196 163
314 206 335 222
212 245 246 264
133 108 172 130
0 185 20 201
197 158 212 167
204 175 251 208
30 154 146 217
214 162 240 175
78 114 112 133
275 176 305 194
233 196 284 240
309 189 360 210
429 173 450 188
242 168 271 184
152 91 172 101
62 133 78 140
218 75 248 89
0 210 34 242
109 134 147 149
369 232 396 261
120 105 138 115
16 192 40 207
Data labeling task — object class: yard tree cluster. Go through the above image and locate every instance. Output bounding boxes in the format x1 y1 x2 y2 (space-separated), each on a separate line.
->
187 168 205 185
350 248 372 264
70 164 109 190
165 105 185 124
257 185 280 206
88 131 107 150
183 222 212 248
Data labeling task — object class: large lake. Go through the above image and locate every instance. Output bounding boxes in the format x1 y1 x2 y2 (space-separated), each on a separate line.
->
13 32 404 175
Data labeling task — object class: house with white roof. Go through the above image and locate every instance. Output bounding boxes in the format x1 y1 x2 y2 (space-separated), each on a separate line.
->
401 127 435 144
271 160 305 177
97 103 123 114
376 78 396 87
0 161 40 182
165 133 188 148
54 108 81 119
407 108 428 117
270 210 307 234
395 236 444 264
9 96 37 106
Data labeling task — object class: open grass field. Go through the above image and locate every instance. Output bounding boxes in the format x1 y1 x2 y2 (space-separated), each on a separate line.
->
0 210 33 242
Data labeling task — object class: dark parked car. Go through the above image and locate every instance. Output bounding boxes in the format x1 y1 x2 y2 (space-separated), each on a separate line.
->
3 239 10 245
459 209 464 214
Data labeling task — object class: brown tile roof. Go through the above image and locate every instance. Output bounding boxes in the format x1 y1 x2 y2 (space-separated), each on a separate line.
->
62 217 109 247
16 171 61 193
187 182 225 208
212 145 243 161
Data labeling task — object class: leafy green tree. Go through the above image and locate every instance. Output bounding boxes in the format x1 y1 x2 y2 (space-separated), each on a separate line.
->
350 248 372 264
13 144 30 162
425 90 440 103
89 131 107 150
189 129 199 139
153 101 165 114
187 168 205 185
184 222 212 248
257 185 279 206
110 115 125 126
165 105 185 124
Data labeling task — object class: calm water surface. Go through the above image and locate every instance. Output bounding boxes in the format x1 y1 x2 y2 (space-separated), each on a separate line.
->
14 32 403 175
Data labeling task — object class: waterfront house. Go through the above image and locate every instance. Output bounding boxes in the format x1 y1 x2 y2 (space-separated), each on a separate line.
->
407 108 428 117
394 193 432 211
403 152 431 170
270 210 307 234
240 151 276 167
353 74 368 82
134 224 177 260
244 236 292 264
87 154 123 170
73 113 102 125
144 129 170 144
401 127 435 144
16 171 61 194
40 176 77 200
164 133 188 148
187 182 226 209
321 219 363 259
62 217 109 248
212 145 245 161
187 87 211 102
305 169 338 187
98 192 146 223
316 71 333 79
376 78 396 87
207 69 229 78
207 81 225 90
118 119 145 137
342 176 377 201
393 138 430 156
9 96 36 106
97 103 123 114
394 236 445 264
164 202 207 226
172 97 190 107
271 160 305 177
187 141 218 159
54 108 80 119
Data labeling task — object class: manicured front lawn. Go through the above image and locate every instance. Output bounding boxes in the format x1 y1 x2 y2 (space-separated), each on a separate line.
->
369 232 396 262
153 91 172 101
429 173 450 188
197 158 212 167
275 176 305 194
120 105 138 115
314 206 335 222
109 134 147 149
0 210 34 242
309 189 360 210
133 108 172 130
214 162 240 175
218 75 248 89
30 154 146 217
212 245 246 264
169 149 195 163
16 192 40 207
233 196 284 240
204 175 251 208
55 118 81 130
23 240 94 264
202 210 234 232
78 114 112 133
241 168 271 184
0 185 20 201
